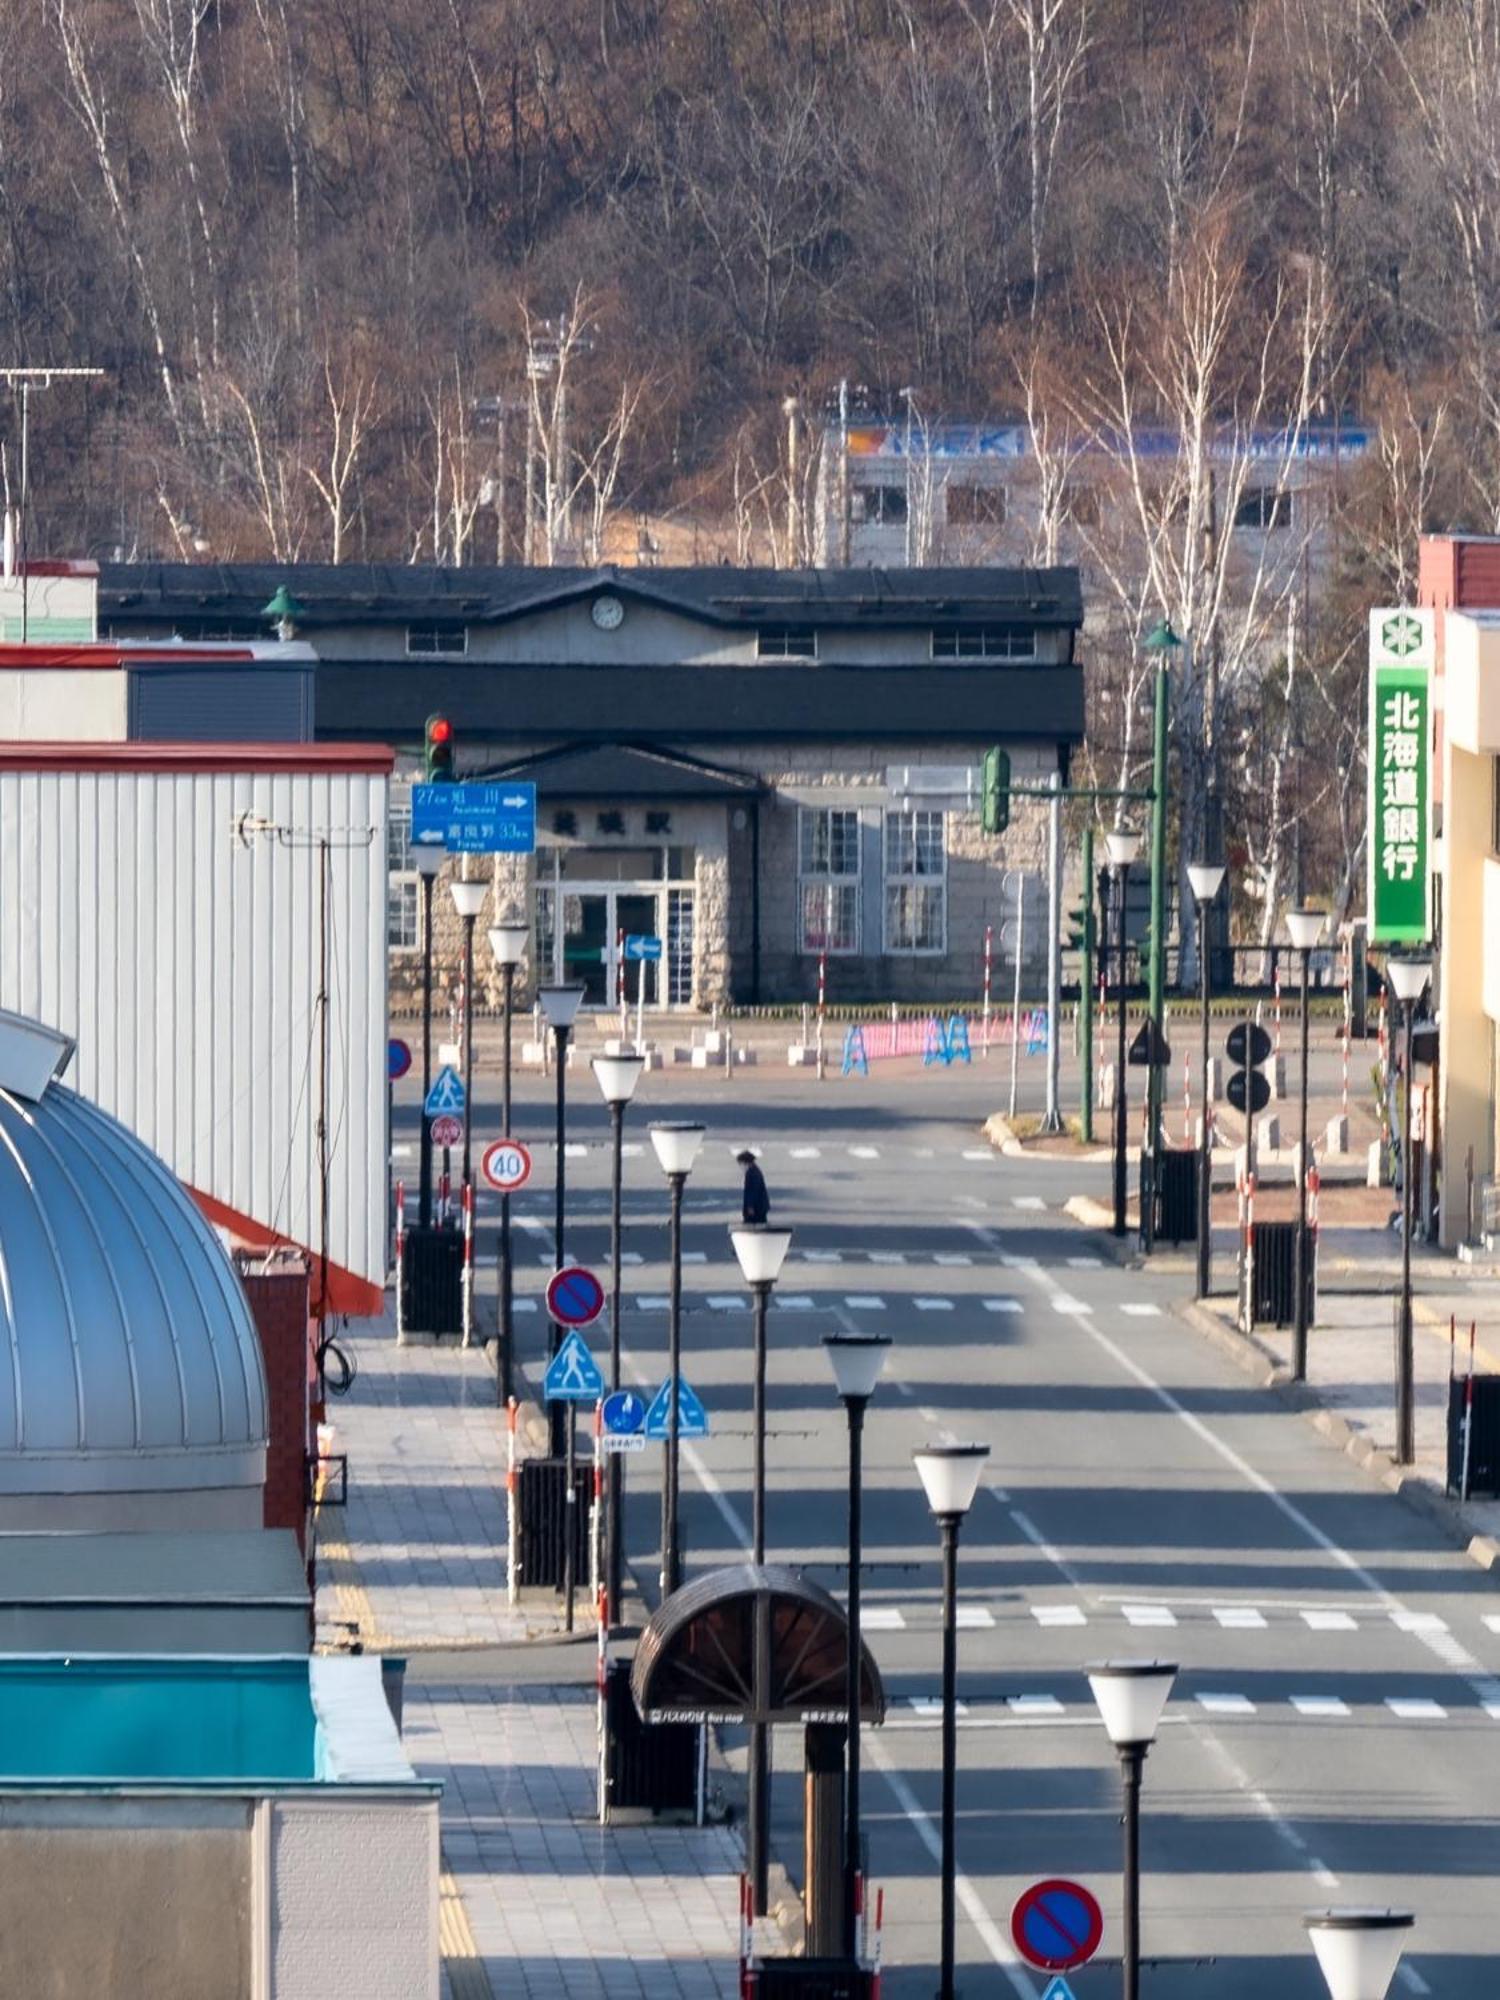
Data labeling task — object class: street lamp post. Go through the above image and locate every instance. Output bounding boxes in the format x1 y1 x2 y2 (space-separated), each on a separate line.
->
1387 953 1432 1464
1187 864 1226 1299
450 879 488 1191
730 1220 793 1919
650 1121 706 1596
1139 621 1178 1256
414 847 445 1227
1305 1910 1415 2000
914 1442 991 2000
823 1333 890 1961
538 983 585 1461
594 1052 645 1626
1087 1660 1178 2000
1106 830 1142 1239
1286 908 1325 1380
487 918 528 1406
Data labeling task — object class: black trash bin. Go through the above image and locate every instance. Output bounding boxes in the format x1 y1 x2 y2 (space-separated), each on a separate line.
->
516 1456 592 1589
1154 1148 1199 1246
1251 1220 1316 1327
401 1224 464 1335
750 1962 870 1999
1447 1375 1500 1498
603 1659 700 1816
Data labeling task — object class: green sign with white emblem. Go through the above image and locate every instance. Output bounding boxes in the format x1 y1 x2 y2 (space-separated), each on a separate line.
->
1367 608 1433 944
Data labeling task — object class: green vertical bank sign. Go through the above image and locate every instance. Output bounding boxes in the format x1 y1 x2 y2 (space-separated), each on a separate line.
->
1367 607 1433 945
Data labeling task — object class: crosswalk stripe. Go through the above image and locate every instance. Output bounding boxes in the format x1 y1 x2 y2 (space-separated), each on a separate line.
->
1391 1611 1449 1635
909 1696 969 1717
1121 1303 1161 1317
1386 1698 1446 1720
1009 1694 1065 1715
1291 1696 1351 1718
870 1252 907 1265
777 1296 817 1311
984 1298 1024 1313
850 1146 880 1160
790 1147 821 1159
1122 1605 1177 1627
1051 1297 1093 1316
861 1607 907 1631
635 1297 670 1312
1303 1610 1358 1632
1012 1196 1046 1211
708 1295 747 1310
955 1606 996 1630
1214 1608 1268 1630
1032 1605 1088 1628
802 1250 844 1264
916 1297 954 1312
934 1253 974 1267
1197 1694 1256 1716
845 1295 886 1310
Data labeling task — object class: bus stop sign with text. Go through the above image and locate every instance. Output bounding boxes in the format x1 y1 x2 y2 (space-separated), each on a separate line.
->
412 782 537 855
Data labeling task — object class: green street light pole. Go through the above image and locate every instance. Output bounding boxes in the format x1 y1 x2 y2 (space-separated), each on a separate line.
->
1141 621 1178 1255
1079 821 1095 1144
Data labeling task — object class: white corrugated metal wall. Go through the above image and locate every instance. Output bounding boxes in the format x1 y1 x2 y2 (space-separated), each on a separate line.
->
0 765 388 1297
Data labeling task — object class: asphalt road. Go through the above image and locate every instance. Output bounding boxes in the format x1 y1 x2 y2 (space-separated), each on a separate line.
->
393 1053 1497 1996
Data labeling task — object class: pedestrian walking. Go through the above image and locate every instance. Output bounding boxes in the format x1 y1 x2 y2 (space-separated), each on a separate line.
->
738 1149 770 1225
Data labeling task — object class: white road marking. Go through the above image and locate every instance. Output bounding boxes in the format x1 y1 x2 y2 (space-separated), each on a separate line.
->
777 1295 816 1311
1386 1698 1446 1720
934 1253 974 1267
985 1298 1024 1313
869 1251 907 1265
1311 1860 1341 1890
1008 1694 1065 1716
894 1381 915 1398
1122 1604 1178 1627
1032 1605 1087 1628
635 1296 670 1312
1007 1509 1088 1591
1397 1967 1432 1996
867 1737 1040 2000
1066 1256 1104 1269
1391 1610 1448 1635
1121 1303 1161 1317
1214 1607 1268 1630
1291 1696 1350 1718
1051 1297 1093 1316
564 1143 589 1158
513 1299 538 1313
954 1605 995 1630
681 1251 708 1264
845 1295 887 1310
621 1143 643 1157
621 1251 644 1266
850 1146 880 1159
916 1297 954 1312
802 1250 844 1264
1197 1694 1256 1716
1483 1614 1500 1636
790 1147 821 1159
1012 1196 1046 1211
1303 1610 1358 1632
909 1696 970 1717
860 1607 907 1631
708 1295 747 1311
963 1149 995 1161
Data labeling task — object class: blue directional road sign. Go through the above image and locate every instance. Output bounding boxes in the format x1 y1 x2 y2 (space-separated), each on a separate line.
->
424 1065 466 1117
624 934 663 962
412 782 537 856
644 1376 709 1440
1041 1981 1078 2000
602 1389 647 1438
543 1330 604 1403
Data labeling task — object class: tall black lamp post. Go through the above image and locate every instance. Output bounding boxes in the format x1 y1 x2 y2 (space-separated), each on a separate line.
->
1286 906 1325 1380
538 982 585 1460
414 846 445 1227
1305 1909 1415 2000
487 916 529 1406
731 1219 793 1919
450 877 488 1191
1387 951 1432 1464
1087 1660 1177 2000
824 1333 890 1961
1187 863 1226 1298
1106 829 1142 1238
593 1051 645 1626
913 1441 991 2000
650 1120 706 1596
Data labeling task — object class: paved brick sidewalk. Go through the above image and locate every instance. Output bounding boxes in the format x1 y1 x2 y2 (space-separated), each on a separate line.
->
411 1686 742 2000
318 1303 578 1648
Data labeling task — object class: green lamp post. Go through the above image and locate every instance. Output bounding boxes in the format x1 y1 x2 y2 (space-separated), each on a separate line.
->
261 585 307 642
1138 618 1177 1254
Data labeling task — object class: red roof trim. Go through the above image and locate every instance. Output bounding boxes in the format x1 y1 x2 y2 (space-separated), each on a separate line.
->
189 1186 385 1319
0 644 261 669
0 742 394 773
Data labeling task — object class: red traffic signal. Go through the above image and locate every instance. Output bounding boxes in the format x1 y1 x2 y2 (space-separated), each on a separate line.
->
425 713 455 782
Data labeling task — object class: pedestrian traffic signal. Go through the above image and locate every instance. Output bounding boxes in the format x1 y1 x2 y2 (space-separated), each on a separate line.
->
981 746 1011 834
1066 903 1094 952
425 713 455 782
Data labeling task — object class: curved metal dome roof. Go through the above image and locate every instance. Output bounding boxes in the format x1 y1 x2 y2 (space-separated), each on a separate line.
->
0 1016 267 1496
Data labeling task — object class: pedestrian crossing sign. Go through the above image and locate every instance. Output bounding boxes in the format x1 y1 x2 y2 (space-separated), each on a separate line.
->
543 1330 604 1402
644 1376 709 1439
1041 1980 1077 2000
424 1064 466 1116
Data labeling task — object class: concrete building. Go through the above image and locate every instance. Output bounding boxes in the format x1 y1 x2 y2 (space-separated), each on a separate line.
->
0 1009 437 1998
98 561 1086 1011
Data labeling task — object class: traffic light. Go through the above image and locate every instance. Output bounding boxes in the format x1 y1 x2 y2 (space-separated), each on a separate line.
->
981 745 1011 834
1066 901 1094 952
425 713 455 783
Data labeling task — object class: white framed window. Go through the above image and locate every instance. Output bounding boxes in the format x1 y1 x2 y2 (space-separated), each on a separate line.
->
758 626 818 658
799 807 861 953
387 788 421 951
884 809 947 954
931 625 1036 660
406 622 469 655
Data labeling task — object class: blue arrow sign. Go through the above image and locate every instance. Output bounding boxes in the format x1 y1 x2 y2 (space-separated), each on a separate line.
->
543 1330 604 1403
624 934 663 962
1041 1980 1077 2000
412 782 536 855
602 1389 647 1437
644 1376 709 1440
424 1065 466 1116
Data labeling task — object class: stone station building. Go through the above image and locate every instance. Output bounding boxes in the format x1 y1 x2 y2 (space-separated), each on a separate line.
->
100 562 1086 1013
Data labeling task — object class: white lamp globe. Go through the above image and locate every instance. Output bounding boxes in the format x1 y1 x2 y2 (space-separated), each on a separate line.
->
824 1333 891 1402
1187 862 1226 904
731 1226 793 1286
538 983 586 1032
1304 1910 1414 2000
488 921 529 968
413 845 445 878
1104 829 1141 869
1286 907 1325 952
1087 1660 1178 1747
593 1052 645 1106
1386 955 1431 1006
650 1121 706 1178
913 1442 990 1520
450 879 487 920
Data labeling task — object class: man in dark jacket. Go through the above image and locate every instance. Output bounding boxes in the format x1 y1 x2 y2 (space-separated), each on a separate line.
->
738 1149 770 1225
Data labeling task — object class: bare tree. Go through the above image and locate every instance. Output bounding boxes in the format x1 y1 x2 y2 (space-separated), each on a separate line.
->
304 348 380 562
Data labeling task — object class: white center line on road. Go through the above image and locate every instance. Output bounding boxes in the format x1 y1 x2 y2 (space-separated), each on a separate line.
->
1391 1610 1449 1635
866 1736 1040 2000
708 1295 747 1311
802 1250 844 1264
776 1295 816 1312
870 1251 907 1265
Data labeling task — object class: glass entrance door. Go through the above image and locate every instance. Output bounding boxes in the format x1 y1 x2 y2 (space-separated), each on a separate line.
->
562 893 611 1004
615 893 659 1009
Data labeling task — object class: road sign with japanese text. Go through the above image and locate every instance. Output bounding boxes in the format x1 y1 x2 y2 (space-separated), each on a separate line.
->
1368 609 1433 944
412 782 537 855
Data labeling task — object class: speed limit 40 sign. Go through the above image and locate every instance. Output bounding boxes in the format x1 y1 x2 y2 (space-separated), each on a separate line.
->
481 1139 533 1192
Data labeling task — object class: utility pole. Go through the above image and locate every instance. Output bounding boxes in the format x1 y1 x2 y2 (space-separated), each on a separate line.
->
0 367 104 637
1041 771 1064 1133
838 377 850 567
